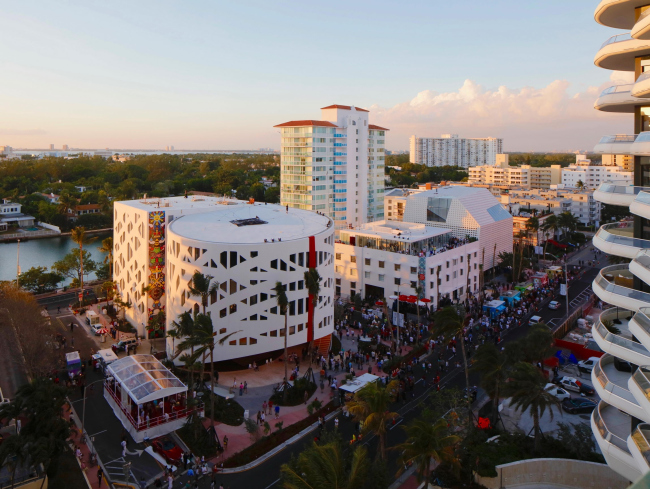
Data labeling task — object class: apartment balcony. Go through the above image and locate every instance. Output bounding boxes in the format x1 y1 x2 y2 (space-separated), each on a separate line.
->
594 134 637 154
629 423 650 473
595 84 639 112
592 401 643 482
594 181 649 206
631 251 650 288
593 221 650 258
595 0 650 29
629 369 650 425
633 71 650 98
631 191 650 219
633 8 650 40
593 354 648 421
593 265 650 311
595 33 650 71
592 308 650 366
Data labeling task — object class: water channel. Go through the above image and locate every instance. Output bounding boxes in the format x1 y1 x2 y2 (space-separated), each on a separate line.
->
0 233 111 284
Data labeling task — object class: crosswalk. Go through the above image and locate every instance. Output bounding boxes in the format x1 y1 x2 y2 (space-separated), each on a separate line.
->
103 456 132 482
570 287 592 309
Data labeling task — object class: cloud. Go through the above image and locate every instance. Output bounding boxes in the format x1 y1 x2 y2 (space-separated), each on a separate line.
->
0 128 46 136
370 78 630 152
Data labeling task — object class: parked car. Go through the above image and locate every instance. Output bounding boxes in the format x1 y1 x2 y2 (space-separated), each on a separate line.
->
545 383 570 402
151 437 183 465
548 301 560 310
577 357 600 373
556 376 595 396
529 315 542 327
91 324 104 336
111 338 137 353
562 398 598 414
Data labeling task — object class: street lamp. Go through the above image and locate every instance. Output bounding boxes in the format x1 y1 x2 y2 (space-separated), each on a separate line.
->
81 378 106 441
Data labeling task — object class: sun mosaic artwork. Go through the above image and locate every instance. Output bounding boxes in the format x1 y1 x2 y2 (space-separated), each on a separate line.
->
148 211 166 337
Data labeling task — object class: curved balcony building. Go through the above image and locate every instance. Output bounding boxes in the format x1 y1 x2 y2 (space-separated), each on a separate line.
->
592 1 650 481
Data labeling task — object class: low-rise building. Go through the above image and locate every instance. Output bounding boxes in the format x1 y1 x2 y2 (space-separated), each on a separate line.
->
467 154 562 189
67 204 102 221
0 200 35 228
561 155 632 189
35 192 60 204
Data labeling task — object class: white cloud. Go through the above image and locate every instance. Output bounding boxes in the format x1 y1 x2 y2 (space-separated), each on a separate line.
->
370 78 629 152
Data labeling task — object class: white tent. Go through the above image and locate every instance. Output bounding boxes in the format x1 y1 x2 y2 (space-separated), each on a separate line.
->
339 373 381 394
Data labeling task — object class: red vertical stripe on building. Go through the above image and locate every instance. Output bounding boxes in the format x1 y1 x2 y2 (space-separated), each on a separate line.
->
307 236 316 342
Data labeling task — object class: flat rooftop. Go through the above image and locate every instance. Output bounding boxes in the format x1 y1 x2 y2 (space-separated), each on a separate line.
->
343 220 451 242
115 195 239 211
168 203 332 244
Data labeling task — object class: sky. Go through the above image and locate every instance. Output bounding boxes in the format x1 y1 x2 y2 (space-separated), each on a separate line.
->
0 0 633 152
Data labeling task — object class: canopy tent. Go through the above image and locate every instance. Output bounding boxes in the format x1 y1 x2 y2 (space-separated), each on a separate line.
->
339 373 381 394
107 354 186 405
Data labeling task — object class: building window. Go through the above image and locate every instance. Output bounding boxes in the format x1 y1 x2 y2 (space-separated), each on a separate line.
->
220 308 227 318
365 258 371 266
410 267 417 274
351 256 356 263
230 304 237 314
336 278 341 285
379 274 385 282
298 280 304 289
239 338 247 345
270 330 277 337
289 326 295 335
394 278 400 285
351 282 356 289
446 261 450 268
379 261 385 268
446 275 450 282
394 264 400 271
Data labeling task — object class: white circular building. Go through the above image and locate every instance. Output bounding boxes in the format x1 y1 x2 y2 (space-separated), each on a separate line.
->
165 202 335 365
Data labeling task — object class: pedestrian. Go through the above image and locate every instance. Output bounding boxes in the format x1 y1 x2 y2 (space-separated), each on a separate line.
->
139 477 147 489
121 439 127 457
334 417 339 429
304 390 309 404
244 381 248 394
268 399 273 414
239 383 243 396
275 404 280 419
97 467 104 488
167 476 173 489
262 400 267 414
57 306 61 313
70 322 74 333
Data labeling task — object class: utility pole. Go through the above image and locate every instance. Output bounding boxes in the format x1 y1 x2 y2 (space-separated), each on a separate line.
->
16 239 20 286
564 259 569 315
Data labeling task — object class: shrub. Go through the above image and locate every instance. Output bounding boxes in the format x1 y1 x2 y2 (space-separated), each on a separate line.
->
270 377 316 406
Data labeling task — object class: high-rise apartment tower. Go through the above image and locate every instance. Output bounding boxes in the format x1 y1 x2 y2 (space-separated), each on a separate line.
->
409 134 502 168
275 105 387 233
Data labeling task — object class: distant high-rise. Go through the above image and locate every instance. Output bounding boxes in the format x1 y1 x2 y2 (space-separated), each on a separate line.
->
49 144 54 150
409 134 502 168
62 144 69 151
275 104 387 233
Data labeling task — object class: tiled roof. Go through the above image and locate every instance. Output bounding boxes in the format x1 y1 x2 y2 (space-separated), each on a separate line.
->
321 104 369 112
369 124 389 131
274 120 338 128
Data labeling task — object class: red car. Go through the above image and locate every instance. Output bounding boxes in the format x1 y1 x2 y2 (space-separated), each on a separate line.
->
151 437 183 465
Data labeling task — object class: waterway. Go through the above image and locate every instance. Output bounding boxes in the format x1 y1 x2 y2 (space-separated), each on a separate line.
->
0 233 111 284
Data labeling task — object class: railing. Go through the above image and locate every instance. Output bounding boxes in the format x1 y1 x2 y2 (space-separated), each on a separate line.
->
598 134 638 143
104 383 193 431
595 221 650 250
637 71 650 84
601 33 633 49
632 368 650 403
0 229 60 241
635 191 650 205
594 319 650 360
600 84 634 96
595 266 650 304
593 357 639 404
597 181 649 195
593 403 630 452
631 424 650 467
333 134 346 138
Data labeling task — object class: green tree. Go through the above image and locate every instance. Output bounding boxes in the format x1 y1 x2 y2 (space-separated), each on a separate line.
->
18 266 63 293
52 249 97 288
541 214 559 257
70 226 97 305
188 271 219 315
576 180 584 190
432 306 473 428
504 362 561 452
172 311 197 389
393 418 460 484
97 236 114 280
280 441 369 489
273 281 290 402
526 216 540 248
412 282 424 332
346 380 399 460
471 343 511 426
57 192 77 216
557 212 579 238
304 268 322 349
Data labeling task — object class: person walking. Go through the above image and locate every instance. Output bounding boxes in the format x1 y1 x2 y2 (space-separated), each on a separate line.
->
167 476 173 489
223 435 228 451
274 404 280 419
121 439 127 457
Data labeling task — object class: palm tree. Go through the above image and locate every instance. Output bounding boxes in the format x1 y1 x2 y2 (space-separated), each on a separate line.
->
346 379 399 460
172 311 197 388
412 282 425 338
432 306 472 427
97 237 114 281
304 267 322 350
188 313 239 433
541 214 559 258
393 418 460 484
70 226 97 307
576 180 584 190
280 441 369 489
519 323 554 374
526 216 540 248
557 212 579 240
471 343 511 426
188 271 219 315
504 362 561 452
273 281 289 402
57 192 77 216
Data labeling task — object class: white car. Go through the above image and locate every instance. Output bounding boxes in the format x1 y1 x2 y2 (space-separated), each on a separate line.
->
578 357 600 373
548 301 560 310
556 376 595 396
545 383 570 402
91 324 104 336
529 315 542 327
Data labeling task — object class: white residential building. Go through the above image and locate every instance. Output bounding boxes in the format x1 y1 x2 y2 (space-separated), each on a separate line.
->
561 156 633 189
335 220 480 309
409 134 503 168
275 105 387 234
468 154 562 189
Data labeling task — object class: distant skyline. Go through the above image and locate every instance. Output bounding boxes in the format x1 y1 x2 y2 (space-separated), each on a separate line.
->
0 1 630 152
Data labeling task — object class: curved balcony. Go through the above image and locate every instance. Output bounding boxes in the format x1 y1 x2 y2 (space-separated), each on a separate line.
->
629 423 650 472
631 251 650 288
593 221 650 258
593 265 650 312
629 308 650 352
595 84 640 112
631 191 650 219
633 72 650 98
595 0 650 29
595 33 650 71
630 369 650 425
593 308 650 366
594 181 649 206
594 134 637 154
592 401 642 482
593 354 648 421
632 8 650 40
